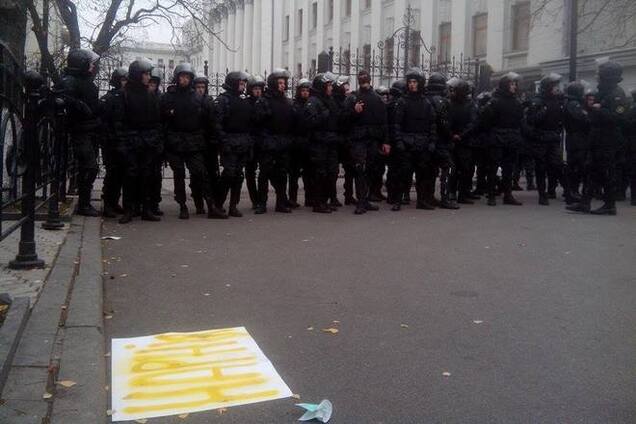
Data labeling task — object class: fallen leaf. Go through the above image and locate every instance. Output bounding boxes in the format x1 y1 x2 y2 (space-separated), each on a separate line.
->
101 236 122 240
104 314 113 320
332 320 340 324
306 326 314 331
120 274 128 278
57 380 76 388
322 328 339 334
105 385 110 391
135 419 148 424
181 264 189 268
400 323 409 328
104 352 111 357
42 392 53 399
203 293 211 296
473 320 484 324
292 393 301 399
178 413 189 419
106 409 113 416
442 371 451 377
225 284 231 287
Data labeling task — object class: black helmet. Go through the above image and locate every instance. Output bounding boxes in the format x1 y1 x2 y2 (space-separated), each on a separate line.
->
312 72 336 93
128 59 154 84
173 63 196 83
150 67 162 84
267 68 291 90
539 72 562 94
193 76 209 86
223 71 250 92
598 60 622 83
295 78 312 97
405 67 425 88
247 74 266 91
584 88 597 99
390 79 406 97
498 72 521 90
66 49 99 75
566 81 585 100
427 72 447 90
375 86 390 96
476 90 492 107
333 76 350 95
447 77 469 98
109 67 128 88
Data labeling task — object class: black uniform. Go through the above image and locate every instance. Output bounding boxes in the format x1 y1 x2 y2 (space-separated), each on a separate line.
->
98 67 127 217
626 89 636 205
344 82 388 212
289 80 312 207
254 70 294 213
525 73 565 205
563 82 590 202
213 72 253 217
479 72 524 206
161 82 213 217
56 49 101 216
425 73 457 208
393 70 438 210
333 77 356 205
103 60 162 223
304 73 340 213
245 75 266 209
447 79 479 203
385 80 406 205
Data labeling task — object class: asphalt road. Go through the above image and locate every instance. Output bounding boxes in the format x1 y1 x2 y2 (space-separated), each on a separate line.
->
102 186 636 424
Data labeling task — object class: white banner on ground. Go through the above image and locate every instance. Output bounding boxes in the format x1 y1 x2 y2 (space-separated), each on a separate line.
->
111 327 292 421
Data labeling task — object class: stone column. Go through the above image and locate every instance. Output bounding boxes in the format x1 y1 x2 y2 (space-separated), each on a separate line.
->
351 0 360 56
302 0 310 75
486 0 504 70
316 0 325 55
253 0 263 73
227 7 235 71
234 2 245 70
243 0 254 72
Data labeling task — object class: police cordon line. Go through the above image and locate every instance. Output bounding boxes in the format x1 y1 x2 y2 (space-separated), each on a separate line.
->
58 49 636 223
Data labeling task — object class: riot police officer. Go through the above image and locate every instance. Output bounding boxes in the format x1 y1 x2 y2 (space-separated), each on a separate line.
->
161 63 214 219
344 70 390 214
479 72 524 206
289 78 312 208
385 79 406 205
148 67 165 217
369 85 391 202
213 71 253 217
563 82 590 204
526 73 565 205
105 59 162 223
332 76 355 207
57 49 101 216
246 75 266 209
567 61 628 215
392 67 437 211
426 72 458 209
99 67 127 218
447 77 479 204
305 72 340 213
253 69 294 214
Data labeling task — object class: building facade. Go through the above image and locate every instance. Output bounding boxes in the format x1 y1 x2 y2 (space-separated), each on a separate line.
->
208 0 636 90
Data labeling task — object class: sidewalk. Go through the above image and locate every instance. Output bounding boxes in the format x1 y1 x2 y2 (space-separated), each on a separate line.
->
0 215 106 424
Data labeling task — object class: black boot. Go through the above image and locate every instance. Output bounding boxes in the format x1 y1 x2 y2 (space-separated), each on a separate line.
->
566 201 591 213
344 196 357 205
590 203 617 215
538 193 549 206
354 200 367 214
102 204 117 218
77 203 100 217
118 211 134 224
391 202 401 211
487 194 497 206
151 205 164 216
178 204 189 219
313 203 332 213
503 193 523 206
228 183 243 217
142 208 161 221
193 197 206 214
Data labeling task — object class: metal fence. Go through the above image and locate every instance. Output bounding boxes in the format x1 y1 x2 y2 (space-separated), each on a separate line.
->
1 41 75 269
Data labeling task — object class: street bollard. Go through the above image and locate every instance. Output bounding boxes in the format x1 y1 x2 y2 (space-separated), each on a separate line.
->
9 71 46 269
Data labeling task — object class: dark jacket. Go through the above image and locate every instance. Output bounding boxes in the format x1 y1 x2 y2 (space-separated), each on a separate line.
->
393 91 437 150
480 88 524 148
563 96 591 151
344 86 388 142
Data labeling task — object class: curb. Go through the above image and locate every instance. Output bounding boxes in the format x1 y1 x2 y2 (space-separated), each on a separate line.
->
0 296 30 394
0 215 106 424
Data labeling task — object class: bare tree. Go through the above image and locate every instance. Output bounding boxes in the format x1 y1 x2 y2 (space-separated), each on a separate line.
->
21 0 233 83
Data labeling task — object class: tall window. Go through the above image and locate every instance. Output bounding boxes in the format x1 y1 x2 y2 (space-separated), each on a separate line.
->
472 13 488 57
439 22 451 62
328 0 334 23
284 15 290 41
345 0 352 17
409 31 421 67
363 43 371 70
297 9 303 36
512 2 530 51
312 2 318 29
